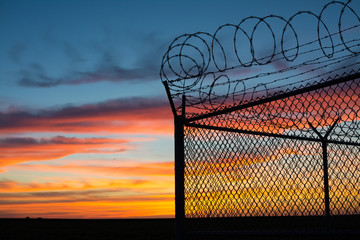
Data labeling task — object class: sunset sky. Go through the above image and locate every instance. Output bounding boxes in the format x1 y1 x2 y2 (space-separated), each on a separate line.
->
0 0 355 219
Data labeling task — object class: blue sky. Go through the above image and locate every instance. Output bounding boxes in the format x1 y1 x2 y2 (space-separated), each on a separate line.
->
1 0 335 108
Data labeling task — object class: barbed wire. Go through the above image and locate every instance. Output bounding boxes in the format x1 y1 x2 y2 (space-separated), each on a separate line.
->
161 0 360 117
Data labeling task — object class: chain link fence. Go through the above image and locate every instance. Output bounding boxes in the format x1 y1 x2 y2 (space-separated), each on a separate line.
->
161 1 360 238
182 76 360 236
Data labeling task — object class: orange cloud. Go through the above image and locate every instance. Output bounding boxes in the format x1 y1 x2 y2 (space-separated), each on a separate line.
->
0 178 148 192
0 198 174 219
0 176 174 219
8 161 174 178
0 136 131 167
0 97 173 134
0 177 174 197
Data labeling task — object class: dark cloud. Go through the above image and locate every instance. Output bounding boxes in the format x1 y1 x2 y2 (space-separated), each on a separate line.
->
48 96 168 119
0 183 173 205
0 96 171 133
15 29 168 87
18 58 158 87
0 188 119 198
0 137 38 146
0 136 127 147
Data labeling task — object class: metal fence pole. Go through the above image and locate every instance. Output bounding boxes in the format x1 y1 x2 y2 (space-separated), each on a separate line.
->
308 118 341 237
322 140 330 219
175 96 186 240
322 140 332 240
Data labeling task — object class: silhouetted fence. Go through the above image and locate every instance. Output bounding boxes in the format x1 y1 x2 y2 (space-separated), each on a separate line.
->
161 1 360 239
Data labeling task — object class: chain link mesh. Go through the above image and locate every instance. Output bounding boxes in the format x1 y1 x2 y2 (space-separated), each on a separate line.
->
183 77 360 233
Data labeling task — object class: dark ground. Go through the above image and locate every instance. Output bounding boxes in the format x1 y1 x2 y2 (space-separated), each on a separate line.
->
1 216 360 240
1 218 175 240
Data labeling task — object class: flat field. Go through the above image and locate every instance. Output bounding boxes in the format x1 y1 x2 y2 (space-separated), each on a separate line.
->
1 216 359 240
1 218 175 240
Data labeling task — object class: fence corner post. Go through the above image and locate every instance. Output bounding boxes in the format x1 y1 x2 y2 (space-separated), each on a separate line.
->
175 96 186 240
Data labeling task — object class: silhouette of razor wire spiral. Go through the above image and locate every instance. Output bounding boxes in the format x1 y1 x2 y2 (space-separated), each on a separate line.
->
161 0 360 119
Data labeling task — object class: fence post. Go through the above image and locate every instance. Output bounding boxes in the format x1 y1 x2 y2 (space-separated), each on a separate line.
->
175 96 186 240
308 118 340 235
322 140 331 232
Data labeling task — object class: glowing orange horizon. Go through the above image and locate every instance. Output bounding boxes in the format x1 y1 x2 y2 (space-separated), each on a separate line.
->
1 85 359 219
